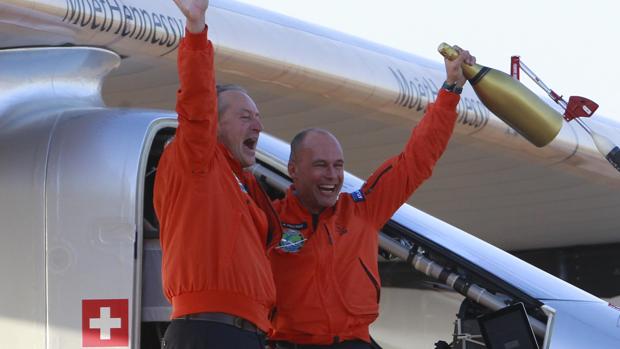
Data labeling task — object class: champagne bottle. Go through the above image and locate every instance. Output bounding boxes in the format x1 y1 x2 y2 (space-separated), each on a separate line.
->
438 43 563 147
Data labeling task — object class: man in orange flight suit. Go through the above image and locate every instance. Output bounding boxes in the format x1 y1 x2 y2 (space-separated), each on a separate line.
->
153 0 280 348
270 48 476 348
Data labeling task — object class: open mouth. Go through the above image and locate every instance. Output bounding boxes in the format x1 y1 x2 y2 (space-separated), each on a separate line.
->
318 184 337 193
243 137 257 151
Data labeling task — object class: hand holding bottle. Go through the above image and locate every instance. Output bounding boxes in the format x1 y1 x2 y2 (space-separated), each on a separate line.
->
444 45 475 88
438 43 563 147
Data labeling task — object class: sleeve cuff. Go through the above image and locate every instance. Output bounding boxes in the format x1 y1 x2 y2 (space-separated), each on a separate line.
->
436 88 460 110
183 25 209 50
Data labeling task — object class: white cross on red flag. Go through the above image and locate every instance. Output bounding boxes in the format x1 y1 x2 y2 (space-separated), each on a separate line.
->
82 299 129 347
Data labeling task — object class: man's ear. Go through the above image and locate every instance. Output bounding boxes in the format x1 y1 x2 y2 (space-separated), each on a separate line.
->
288 161 296 179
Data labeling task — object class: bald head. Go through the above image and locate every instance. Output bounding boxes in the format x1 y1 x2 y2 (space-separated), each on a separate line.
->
288 128 344 213
289 128 341 163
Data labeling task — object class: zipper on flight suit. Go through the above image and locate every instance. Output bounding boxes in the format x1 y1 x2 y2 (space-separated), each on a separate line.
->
323 224 334 245
312 213 319 232
359 258 381 303
364 165 393 195
311 219 334 336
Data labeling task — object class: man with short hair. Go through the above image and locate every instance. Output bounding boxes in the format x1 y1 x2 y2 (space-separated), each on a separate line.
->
153 0 279 347
270 48 475 348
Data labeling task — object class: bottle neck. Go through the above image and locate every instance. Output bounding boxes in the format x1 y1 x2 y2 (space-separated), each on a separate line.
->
464 65 491 85
462 63 485 82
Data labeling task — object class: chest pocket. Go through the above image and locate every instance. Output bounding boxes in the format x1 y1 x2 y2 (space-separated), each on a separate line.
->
336 256 380 315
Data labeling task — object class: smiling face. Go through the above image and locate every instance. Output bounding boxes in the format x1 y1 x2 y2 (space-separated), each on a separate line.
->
217 90 263 168
288 130 344 214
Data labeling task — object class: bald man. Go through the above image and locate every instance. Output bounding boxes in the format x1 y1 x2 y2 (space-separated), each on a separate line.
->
269 48 475 349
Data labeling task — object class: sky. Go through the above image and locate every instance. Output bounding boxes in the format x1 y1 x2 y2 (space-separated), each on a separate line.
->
236 0 620 123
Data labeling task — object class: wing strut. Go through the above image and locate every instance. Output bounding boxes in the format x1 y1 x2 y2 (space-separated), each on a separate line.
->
511 56 620 172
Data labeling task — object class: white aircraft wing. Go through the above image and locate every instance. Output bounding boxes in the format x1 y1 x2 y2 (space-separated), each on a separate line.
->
2 0 619 252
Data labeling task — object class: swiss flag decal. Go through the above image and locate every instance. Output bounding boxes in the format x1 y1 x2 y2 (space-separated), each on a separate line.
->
82 299 129 347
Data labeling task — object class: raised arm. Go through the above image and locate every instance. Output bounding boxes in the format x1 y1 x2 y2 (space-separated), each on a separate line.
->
357 47 475 228
169 0 218 171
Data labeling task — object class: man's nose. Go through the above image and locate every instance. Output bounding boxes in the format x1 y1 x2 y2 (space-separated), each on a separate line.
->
252 116 263 132
324 165 337 178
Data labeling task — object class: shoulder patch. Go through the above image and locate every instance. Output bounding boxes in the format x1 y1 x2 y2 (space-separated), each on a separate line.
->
351 190 365 202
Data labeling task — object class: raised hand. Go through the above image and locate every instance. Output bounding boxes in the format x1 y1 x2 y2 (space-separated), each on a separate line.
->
445 45 475 87
173 0 209 33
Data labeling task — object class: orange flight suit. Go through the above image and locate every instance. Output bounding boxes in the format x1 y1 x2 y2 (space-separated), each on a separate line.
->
154 27 279 333
270 89 460 344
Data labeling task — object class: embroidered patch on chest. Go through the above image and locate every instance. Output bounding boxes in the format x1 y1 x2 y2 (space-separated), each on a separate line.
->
277 229 306 253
